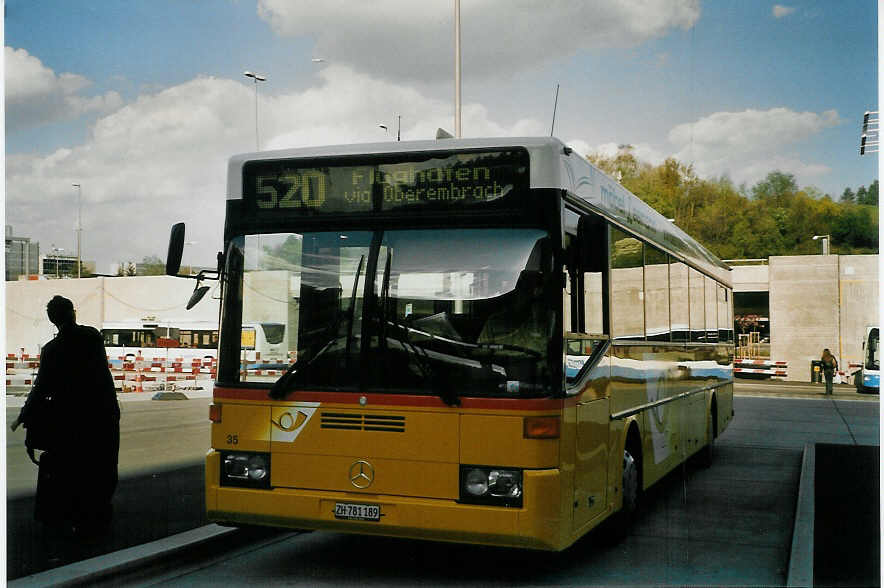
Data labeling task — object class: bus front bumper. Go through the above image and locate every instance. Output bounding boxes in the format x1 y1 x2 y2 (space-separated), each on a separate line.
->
206 452 566 551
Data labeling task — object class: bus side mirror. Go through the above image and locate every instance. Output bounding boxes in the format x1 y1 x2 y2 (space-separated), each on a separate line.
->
577 216 608 273
186 285 211 310
166 223 186 276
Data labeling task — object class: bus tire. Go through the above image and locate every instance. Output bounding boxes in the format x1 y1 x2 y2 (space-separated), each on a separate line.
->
699 397 718 468
621 448 640 518
616 423 642 529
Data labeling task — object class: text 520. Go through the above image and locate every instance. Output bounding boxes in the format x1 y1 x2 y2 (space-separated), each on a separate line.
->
255 172 327 209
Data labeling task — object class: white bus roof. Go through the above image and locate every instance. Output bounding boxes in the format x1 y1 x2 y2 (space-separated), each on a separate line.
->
227 136 731 286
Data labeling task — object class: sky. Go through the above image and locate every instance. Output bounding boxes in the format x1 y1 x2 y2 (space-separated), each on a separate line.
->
3 0 879 274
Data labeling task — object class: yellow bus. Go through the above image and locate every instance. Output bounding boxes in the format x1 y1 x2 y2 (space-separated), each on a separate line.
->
167 137 734 551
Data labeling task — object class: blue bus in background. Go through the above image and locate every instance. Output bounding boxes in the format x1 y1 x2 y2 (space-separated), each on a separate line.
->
856 326 879 394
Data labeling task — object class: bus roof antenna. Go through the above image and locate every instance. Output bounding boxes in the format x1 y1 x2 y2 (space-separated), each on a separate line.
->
550 83 560 136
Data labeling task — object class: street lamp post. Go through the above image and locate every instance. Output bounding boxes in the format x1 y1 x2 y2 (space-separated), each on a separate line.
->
51 246 64 278
454 0 462 138
378 115 401 141
243 71 267 150
72 183 82 278
812 234 831 255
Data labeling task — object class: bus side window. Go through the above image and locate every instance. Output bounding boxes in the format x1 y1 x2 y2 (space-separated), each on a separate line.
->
644 245 669 341
670 259 690 342
610 227 644 340
689 267 705 342
704 276 718 343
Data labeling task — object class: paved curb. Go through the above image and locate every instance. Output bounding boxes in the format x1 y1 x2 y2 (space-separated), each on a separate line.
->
734 380 879 401
786 443 815 587
8 524 237 587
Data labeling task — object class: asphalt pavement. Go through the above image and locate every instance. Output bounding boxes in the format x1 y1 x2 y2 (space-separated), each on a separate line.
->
6 379 880 585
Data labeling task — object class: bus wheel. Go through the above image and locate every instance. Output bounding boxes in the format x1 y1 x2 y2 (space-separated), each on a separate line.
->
622 449 639 517
605 445 640 543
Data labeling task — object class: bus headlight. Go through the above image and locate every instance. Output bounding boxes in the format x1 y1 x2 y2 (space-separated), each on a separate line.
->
221 452 271 489
459 466 523 507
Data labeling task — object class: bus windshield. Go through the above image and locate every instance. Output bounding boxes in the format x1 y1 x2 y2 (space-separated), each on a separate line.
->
223 227 554 398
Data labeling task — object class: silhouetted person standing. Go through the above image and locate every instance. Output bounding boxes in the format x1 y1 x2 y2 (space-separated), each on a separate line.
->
821 348 838 396
12 296 120 536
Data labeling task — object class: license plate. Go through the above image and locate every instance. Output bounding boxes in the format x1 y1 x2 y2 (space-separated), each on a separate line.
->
334 502 381 521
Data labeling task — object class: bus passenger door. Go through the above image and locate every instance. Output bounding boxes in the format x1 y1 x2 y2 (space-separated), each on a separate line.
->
575 396 609 530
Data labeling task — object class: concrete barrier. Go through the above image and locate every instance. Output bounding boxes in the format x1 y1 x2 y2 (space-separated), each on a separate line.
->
786 443 815 587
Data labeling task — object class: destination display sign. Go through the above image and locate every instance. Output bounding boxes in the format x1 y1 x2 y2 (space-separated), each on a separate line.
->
241 149 529 216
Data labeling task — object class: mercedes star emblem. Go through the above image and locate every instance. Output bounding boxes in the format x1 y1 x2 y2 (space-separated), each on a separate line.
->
349 459 374 489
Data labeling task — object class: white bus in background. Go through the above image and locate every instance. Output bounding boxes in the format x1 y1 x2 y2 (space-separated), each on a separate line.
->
101 320 219 362
101 319 288 364
239 321 288 364
856 326 880 394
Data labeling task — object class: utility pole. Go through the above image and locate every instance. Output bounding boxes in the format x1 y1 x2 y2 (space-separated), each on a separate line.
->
454 0 462 138
72 183 82 278
244 71 267 150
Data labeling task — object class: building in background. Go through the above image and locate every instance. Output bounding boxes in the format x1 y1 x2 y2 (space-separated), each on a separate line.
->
39 252 95 278
730 254 879 382
5 225 40 281
5 254 878 382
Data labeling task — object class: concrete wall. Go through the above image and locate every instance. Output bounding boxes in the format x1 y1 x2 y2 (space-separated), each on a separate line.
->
769 255 878 382
837 255 879 374
6 276 220 356
731 264 769 292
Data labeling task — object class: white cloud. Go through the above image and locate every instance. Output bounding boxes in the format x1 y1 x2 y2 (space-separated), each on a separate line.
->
772 5 796 19
571 140 666 166
6 67 544 273
5 47 123 132
256 0 700 82
668 107 839 185
265 66 545 149
568 107 838 189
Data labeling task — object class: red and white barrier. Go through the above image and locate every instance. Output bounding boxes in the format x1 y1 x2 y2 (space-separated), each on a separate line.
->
110 354 218 392
7 349 295 392
734 358 788 377
6 351 40 386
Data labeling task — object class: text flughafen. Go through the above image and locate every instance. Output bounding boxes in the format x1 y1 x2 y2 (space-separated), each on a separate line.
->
344 165 509 205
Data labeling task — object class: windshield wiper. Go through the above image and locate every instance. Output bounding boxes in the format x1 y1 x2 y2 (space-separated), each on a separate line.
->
376 251 457 407
270 256 366 400
379 250 392 353
268 359 297 399
345 255 365 366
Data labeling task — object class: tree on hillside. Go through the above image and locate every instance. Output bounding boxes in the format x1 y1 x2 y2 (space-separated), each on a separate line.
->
841 187 856 203
751 171 798 207
116 262 137 276
138 255 166 276
587 147 645 184
831 205 878 252
856 185 868 206
857 180 878 206
582 152 878 258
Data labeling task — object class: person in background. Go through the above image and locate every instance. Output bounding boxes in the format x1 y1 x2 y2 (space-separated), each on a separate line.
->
821 348 839 396
11 295 120 537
